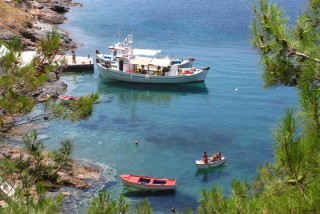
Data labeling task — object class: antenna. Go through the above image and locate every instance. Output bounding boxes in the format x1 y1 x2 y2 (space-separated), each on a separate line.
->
118 27 121 43
128 31 134 59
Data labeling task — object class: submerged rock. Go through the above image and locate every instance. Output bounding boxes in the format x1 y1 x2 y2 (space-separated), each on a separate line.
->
58 174 89 188
73 165 100 180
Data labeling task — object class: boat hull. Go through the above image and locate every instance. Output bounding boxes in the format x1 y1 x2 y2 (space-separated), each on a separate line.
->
59 95 80 103
97 63 208 84
120 174 176 190
195 156 227 169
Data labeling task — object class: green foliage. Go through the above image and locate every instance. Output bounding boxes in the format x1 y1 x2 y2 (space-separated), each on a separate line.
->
46 92 100 122
273 108 303 179
136 198 152 214
0 38 36 117
251 0 320 88
299 85 320 134
116 194 130 213
197 185 228 213
0 30 100 130
0 27 102 214
0 130 77 213
0 30 61 120
35 29 61 74
0 185 64 214
87 191 111 214
0 37 22 75
87 191 129 214
68 92 100 121
184 208 194 214
52 140 73 170
23 129 43 153
0 157 18 180
22 130 74 184
197 0 320 213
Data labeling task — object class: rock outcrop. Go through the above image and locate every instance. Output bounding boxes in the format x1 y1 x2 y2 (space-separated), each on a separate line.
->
0 0 81 51
0 144 102 190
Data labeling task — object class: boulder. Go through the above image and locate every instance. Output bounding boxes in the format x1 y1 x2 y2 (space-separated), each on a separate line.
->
37 181 60 192
72 165 100 180
35 80 67 101
0 200 8 208
40 12 66 25
57 173 89 188
51 5 69 13
18 28 38 42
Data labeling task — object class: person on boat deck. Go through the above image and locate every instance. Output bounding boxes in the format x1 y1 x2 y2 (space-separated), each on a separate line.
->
72 50 76 64
141 65 145 74
157 66 161 75
210 152 222 161
202 152 208 164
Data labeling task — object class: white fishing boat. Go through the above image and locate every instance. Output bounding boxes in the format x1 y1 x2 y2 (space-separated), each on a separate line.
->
96 34 209 84
195 153 227 169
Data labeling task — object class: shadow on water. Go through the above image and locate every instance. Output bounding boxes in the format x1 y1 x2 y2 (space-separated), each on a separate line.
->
97 77 209 95
122 187 199 212
195 164 227 176
122 187 176 197
195 164 229 182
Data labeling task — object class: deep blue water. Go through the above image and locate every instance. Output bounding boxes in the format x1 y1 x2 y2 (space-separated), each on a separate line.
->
38 0 306 213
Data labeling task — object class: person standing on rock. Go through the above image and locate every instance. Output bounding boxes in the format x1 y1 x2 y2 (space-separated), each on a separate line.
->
72 50 76 64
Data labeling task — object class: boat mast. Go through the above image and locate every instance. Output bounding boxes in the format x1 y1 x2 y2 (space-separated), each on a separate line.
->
127 33 134 59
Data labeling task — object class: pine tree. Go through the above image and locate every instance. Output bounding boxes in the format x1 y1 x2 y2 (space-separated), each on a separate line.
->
0 30 100 131
198 0 320 213
0 30 100 211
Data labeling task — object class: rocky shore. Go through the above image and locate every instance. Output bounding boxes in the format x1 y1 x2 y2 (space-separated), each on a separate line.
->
0 0 82 133
0 1 114 210
0 0 81 51
0 144 100 189
0 143 117 211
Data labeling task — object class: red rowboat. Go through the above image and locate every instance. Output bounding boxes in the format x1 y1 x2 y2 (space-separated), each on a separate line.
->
119 174 176 190
59 95 80 103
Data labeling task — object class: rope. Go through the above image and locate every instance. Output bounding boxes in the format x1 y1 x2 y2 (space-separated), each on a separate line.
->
193 61 231 76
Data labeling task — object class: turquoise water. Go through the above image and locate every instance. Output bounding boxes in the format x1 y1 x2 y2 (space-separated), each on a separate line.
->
40 0 305 213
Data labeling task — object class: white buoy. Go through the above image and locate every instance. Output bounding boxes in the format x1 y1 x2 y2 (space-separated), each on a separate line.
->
235 88 238 92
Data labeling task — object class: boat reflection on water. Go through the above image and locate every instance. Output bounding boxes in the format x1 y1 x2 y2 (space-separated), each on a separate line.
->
195 164 228 183
195 164 227 176
122 187 176 197
98 76 209 95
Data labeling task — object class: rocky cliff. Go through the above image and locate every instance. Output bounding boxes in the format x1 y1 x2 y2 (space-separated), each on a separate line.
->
0 0 81 51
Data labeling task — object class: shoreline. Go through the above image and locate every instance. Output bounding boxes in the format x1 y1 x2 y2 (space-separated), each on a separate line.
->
0 0 84 135
0 1 113 210
0 142 116 211
0 0 81 52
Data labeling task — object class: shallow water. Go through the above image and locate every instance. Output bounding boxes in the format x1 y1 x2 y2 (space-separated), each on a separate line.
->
39 0 305 212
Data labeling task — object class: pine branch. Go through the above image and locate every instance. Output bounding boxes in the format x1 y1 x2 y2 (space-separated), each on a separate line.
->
291 50 320 63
